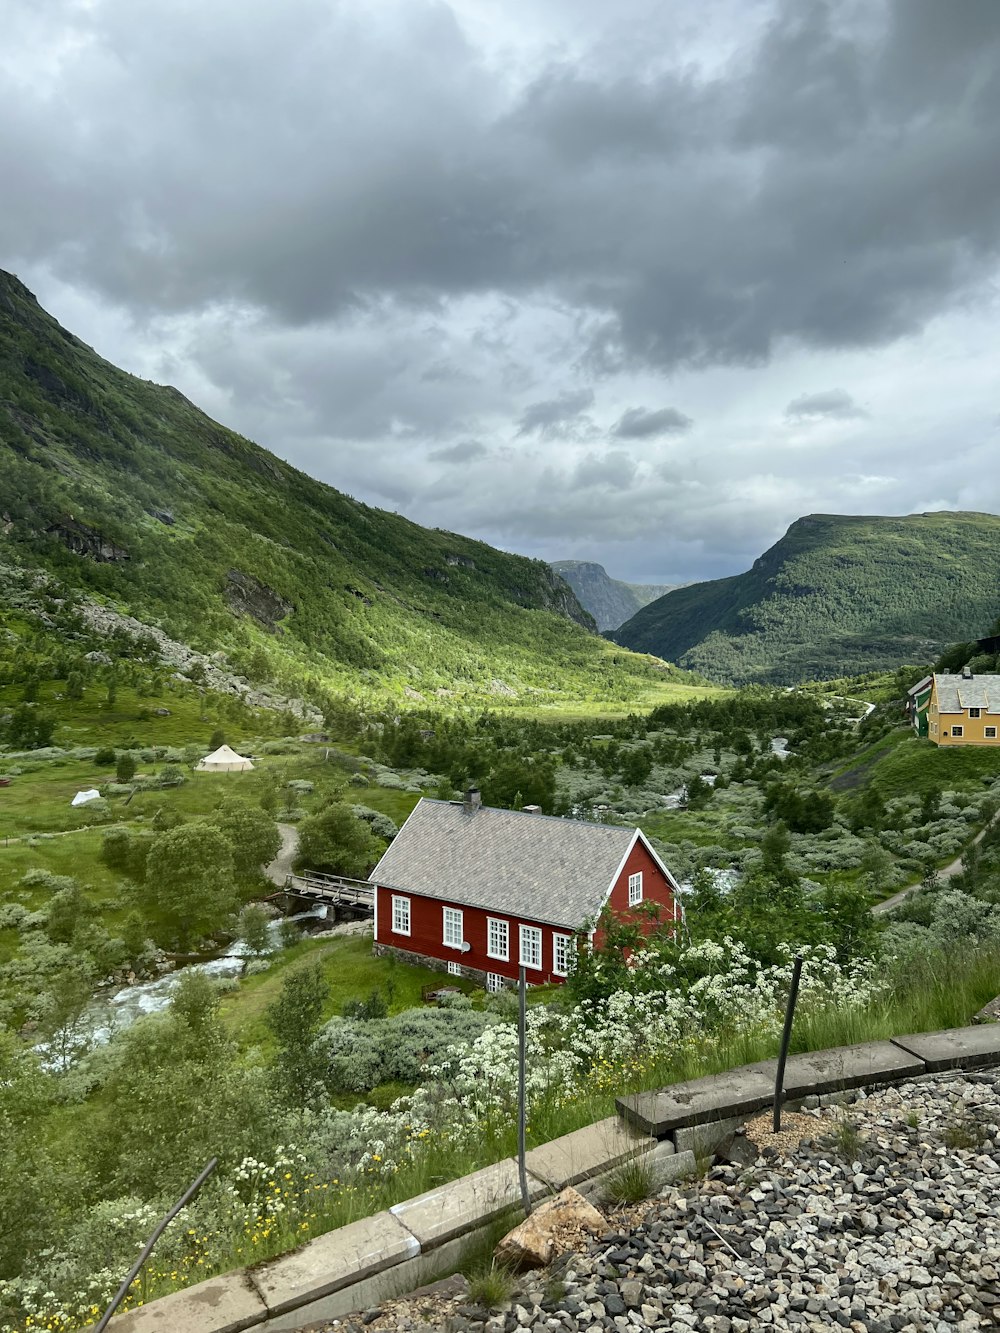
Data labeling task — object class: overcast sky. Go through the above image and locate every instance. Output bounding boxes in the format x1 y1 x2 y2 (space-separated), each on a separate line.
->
3 0 999 584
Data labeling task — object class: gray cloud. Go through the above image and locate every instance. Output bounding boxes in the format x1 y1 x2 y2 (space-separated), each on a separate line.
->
4 0 1000 372
428 440 489 463
785 389 869 422
4 0 1000 586
572 449 638 491
517 389 595 436
614 406 693 438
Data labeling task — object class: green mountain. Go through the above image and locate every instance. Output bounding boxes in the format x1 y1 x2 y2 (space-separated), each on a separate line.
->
549 560 681 631
0 270 701 709
611 511 1000 686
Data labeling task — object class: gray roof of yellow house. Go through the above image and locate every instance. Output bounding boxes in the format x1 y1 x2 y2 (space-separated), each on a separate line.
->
369 798 648 929
933 673 1000 713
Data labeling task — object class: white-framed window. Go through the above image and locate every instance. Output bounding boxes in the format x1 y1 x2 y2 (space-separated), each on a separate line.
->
447 961 462 977
986 727 997 739
628 871 643 906
553 932 573 977
952 726 964 737
487 917 509 960
486 972 505 993
391 895 410 936
519 924 542 970
443 906 464 949
970 708 981 718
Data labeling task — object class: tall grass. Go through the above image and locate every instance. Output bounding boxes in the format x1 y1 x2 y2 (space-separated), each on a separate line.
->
134 943 1000 1314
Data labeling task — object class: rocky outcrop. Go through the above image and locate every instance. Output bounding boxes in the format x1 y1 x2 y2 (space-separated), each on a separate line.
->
76 600 321 724
224 570 293 630
532 565 597 632
46 517 128 563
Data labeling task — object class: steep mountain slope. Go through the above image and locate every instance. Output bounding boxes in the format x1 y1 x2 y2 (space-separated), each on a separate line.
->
550 560 680 631
0 271 696 707
612 512 1000 686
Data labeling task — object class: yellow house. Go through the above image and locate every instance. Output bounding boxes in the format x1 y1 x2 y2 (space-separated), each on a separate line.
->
927 671 1000 746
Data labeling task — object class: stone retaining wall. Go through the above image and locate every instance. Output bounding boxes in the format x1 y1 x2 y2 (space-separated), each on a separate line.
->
110 1023 1000 1332
372 941 495 987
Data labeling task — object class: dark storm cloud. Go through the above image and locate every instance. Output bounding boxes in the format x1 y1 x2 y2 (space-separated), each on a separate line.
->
613 407 693 439
785 389 868 422
4 0 1000 377
517 389 595 436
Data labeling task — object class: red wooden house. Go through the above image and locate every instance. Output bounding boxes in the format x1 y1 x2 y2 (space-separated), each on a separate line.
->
370 789 682 990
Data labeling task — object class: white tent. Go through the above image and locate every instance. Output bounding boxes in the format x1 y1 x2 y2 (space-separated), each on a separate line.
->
196 744 254 773
71 789 102 806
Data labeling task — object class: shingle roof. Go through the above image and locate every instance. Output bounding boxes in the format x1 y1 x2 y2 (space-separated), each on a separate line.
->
934 673 1000 713
369 799 641 929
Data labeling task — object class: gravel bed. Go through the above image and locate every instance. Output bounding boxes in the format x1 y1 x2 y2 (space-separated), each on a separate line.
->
311 1069 1000 1333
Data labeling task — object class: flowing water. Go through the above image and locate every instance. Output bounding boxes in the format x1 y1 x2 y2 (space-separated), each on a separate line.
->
39 905 328 1067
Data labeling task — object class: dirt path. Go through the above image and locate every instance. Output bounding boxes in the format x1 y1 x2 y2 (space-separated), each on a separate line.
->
265 821 299 886
872 809 1000 915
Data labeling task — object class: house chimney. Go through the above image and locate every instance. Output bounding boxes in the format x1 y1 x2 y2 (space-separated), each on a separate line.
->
962 665 974 680
464 787 482 813
522 804 542 815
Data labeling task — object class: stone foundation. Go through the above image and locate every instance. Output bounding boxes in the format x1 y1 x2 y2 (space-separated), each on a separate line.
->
372 942 506 989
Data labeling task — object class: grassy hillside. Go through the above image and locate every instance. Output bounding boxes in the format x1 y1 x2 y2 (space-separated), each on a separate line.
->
549 559 679 631
0 270 706 710
612 512 1000 686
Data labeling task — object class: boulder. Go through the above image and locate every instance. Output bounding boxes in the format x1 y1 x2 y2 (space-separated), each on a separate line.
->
495 1187 605 1272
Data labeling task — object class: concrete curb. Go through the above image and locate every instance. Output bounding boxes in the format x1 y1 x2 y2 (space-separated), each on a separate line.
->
110 1022 1000 1330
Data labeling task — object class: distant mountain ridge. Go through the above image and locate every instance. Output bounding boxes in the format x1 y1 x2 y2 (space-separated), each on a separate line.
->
611 511 1000 686
0 269 701 706
549 560 682 631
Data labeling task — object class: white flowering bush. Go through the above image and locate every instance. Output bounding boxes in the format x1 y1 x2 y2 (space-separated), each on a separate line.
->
408 939 884 1144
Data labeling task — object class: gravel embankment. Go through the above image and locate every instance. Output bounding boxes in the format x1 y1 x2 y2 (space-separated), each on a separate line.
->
316 1069 1000 1333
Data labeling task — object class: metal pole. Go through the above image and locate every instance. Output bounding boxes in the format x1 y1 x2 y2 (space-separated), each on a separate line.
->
517 965 531 1217
772 955 803 1133
94 1158 218 1332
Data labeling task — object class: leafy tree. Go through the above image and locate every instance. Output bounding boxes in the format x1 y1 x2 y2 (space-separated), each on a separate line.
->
140 822 237 951
209 726 226 749
101 827 152 881
819 881 879 961
238 903 272 959
115 752 137 784
295 803 382 877
685 773 713 810
65 670 84 700
619 746 653 789
83 973 276 1197
3 704 55 749
481 758 556 812
213 799 281 878
266 961 330 1106
850 786 887 834
0 1032 58 1277
32 967 95 1072
860 841 894 898
45 881 94 945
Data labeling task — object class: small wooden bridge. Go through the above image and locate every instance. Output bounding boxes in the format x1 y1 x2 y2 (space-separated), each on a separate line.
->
280 870 375 912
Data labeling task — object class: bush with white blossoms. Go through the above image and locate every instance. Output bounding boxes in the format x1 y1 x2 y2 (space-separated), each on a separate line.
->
409 939 884 1142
